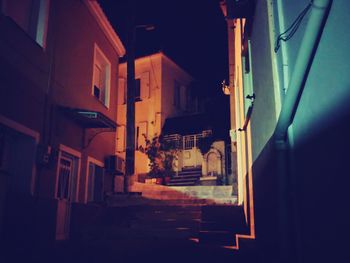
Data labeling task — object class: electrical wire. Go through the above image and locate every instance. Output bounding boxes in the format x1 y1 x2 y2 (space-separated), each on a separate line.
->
274 2 312 53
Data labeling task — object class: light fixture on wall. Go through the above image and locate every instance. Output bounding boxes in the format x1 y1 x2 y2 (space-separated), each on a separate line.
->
221 80 231 95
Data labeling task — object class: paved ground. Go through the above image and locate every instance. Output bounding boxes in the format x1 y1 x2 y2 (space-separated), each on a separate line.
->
1 196 258 263
1 238 258 263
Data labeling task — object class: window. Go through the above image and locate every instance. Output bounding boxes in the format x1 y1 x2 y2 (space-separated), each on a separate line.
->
135 78 141 101
242 39 254 115
87 161 104 203
93 44 111 107
174 81 181 108
135 126 140 149
136 122 147 150
2 0 50 48
116 125 125 152
120 72 149 104
57 152 79 202
186 88 191 111
117 78 126 105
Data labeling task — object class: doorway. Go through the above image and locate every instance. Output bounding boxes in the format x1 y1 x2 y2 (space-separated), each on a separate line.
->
55 148 80 240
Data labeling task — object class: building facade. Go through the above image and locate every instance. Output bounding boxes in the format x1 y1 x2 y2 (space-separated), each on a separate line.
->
0 0 125 242
222 0 350 262
116 52 194 175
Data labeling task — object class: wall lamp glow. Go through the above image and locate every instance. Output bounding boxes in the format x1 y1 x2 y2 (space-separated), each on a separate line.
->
222 80 231 95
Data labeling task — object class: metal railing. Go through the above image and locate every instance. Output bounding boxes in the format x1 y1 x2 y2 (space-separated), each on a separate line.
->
164 130 212 150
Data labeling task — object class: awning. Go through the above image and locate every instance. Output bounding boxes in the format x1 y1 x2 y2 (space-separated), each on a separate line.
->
59 106 117 129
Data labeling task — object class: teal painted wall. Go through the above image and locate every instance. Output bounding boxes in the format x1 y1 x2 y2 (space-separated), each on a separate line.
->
249 0 277 162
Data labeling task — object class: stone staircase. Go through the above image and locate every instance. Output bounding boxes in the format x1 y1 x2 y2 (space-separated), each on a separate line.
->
127 182 237 205
71 199 249 249
199 205 249 247
167 167 202 186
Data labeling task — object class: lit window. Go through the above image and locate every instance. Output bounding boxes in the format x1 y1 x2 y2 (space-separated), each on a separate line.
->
93 44 111 107
2 0 50 48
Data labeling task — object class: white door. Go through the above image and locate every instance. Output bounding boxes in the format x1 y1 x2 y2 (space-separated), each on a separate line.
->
56 153 78 240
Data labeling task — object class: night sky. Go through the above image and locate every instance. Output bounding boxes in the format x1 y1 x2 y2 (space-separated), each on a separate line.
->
98 0 230 138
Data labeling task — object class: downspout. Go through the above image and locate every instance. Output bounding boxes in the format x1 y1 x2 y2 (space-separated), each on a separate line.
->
273 0 332 262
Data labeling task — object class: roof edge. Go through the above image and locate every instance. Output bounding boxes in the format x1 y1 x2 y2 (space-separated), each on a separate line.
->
84 0 126 57
119 51 194 81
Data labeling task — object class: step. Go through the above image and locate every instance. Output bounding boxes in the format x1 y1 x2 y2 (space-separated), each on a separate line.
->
166 183 198 187
180 167 202 171
177 172 201 177
201 205 246 222
200 221 245 232
169 177 199 183
171 174 201 179
131 219 201 230
199 230 236 246
132 211 201 221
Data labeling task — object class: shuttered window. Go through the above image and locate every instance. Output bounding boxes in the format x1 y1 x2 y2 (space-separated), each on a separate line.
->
116 125 125 152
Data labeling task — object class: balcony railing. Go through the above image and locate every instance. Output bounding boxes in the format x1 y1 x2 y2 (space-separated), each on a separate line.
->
164 130 212 151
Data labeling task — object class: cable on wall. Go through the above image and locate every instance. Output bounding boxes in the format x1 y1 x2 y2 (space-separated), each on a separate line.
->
274 2 312 53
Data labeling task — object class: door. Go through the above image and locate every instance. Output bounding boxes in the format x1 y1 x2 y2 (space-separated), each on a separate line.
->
207 152 218 176
182 135 197 168
56 152 79 240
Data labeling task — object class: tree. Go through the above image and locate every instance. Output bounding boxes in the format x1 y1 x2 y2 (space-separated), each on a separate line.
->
140 134 177 178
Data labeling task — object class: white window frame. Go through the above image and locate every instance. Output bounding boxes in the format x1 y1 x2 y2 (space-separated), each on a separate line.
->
92 43 111 108
85 156 104 204
55 144 81 202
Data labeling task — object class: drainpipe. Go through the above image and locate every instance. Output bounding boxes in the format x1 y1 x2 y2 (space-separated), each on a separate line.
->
273 0 332 262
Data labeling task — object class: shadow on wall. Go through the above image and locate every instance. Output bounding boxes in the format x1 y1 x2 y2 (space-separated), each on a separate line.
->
251 103 350 263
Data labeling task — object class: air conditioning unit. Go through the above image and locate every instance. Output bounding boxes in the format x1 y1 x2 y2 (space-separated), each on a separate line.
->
105 155 125 175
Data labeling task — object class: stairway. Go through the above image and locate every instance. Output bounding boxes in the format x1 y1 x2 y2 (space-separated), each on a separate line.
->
72 196 247 245
167 167 202 186
128 182 237 205
199 205 249 247
71 202 201 241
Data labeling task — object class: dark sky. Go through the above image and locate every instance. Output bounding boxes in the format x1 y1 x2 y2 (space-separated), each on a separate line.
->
98 0 230 138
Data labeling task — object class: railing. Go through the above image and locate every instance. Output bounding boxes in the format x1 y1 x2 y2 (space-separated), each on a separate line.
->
164 130 212 150
183 135 197 150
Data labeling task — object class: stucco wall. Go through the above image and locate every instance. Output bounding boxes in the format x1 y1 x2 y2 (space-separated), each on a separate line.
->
117 53 193 174
249 0 277 162
161 55 193 126
249 1 350 262
0 12 49 135
117 53 162 174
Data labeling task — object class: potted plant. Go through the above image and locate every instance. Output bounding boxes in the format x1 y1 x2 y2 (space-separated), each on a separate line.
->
140 134 177 185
